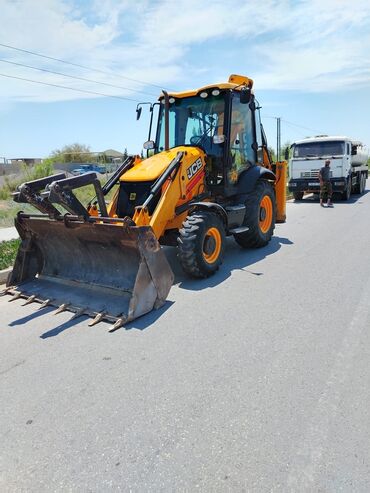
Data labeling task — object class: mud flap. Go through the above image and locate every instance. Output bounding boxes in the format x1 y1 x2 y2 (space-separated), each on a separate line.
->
6 216 174 327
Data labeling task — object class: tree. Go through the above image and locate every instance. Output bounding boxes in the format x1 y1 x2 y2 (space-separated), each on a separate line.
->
50 143 93 163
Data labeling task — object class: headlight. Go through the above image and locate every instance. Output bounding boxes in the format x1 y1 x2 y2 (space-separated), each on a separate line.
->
290 183 297 187
334 181 344 185
200 91 208 98
212 89 220 96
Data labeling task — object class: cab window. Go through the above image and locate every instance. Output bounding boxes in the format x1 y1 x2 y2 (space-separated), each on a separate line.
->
229 93 255 179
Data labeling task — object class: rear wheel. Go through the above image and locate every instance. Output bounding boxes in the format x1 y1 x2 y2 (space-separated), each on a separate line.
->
360 173 366 194
234 180 276 249
293 191 304 201
353 173 361 194
177 211 225 278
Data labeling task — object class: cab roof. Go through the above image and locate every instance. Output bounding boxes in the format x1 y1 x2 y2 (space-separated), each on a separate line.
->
160 74 253 99
293 135 363 146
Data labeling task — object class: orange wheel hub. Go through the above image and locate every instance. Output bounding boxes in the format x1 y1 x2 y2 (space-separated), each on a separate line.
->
203 227 222 264
259 195 273 233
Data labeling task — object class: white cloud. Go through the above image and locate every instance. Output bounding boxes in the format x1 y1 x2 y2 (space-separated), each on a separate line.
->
0 0 369 103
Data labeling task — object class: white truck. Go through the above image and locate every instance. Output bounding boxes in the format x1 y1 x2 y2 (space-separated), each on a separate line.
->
288 136 368 201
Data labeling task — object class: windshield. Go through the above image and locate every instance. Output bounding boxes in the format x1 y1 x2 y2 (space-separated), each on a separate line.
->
293 141 345 158
156 94 225 156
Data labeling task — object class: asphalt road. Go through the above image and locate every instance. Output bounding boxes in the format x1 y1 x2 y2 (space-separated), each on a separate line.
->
1 188 370 492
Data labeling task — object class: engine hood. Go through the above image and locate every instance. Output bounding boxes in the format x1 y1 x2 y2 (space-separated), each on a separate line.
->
121 146 205 182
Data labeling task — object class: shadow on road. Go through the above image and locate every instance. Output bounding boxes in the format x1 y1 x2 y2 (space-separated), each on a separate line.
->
40 315 90 339
165 235 293 292
290 190 369 205
9 306 54 327
8 235 292 337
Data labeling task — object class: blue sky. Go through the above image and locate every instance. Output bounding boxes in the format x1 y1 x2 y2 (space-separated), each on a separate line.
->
1 0 370 158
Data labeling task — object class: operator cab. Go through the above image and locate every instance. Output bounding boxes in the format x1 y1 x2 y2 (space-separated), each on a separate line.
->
154 88 258 192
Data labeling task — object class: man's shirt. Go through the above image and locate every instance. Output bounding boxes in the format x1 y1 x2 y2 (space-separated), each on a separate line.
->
320 166 331 182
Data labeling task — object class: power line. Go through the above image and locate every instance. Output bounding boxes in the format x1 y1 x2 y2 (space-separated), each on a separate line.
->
0 58 158 97
281 118 323 135
264 115 323 138
0 42 167 91
0 72 140 102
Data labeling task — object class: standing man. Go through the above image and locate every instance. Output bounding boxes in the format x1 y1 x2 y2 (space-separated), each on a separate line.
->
319 160 333 207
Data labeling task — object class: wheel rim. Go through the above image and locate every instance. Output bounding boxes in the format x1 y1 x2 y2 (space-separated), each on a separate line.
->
203 227 222 263
259 195 273 233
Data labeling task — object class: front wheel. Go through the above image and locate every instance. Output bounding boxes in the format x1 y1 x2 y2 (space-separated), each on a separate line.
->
177 211 226 278
342 178 351 201
234 180 276 249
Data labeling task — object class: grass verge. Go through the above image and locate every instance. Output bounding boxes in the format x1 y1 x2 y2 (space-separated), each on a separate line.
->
0 239 20 270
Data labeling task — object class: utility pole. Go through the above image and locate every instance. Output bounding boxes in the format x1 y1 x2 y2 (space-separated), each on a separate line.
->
276 117 281 161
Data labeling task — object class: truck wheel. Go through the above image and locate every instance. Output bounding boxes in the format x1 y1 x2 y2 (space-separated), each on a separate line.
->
293 191 304 201
342 178 351 201
178 211 225 278
353 173 361 194
360 173 366 194
234 180 276 249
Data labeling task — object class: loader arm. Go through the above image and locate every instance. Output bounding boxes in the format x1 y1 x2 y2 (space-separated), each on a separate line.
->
120 147 208 240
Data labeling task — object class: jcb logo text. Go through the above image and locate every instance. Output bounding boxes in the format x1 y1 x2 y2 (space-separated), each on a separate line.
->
187 158 203 180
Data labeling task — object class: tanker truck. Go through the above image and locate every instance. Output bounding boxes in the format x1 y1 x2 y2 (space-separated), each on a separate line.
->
288 136 368 201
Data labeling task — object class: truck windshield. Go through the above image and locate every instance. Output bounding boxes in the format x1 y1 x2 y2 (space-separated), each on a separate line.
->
293 141 345 158
156 94 225 156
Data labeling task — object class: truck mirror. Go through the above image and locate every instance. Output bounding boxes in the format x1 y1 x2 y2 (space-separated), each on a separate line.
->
136 107 142 121
351 146 357 155
284 148 289 160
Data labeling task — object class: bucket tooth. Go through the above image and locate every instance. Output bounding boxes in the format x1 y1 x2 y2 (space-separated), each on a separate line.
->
53 303 69 315
1 286 15 296
39 298 53 309
22 295 36 306
108 318 125 332
88 312 105 327
69 307 86 321
8 292 22 302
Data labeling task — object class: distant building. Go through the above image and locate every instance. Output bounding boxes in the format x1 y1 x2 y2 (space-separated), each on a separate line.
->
9 157 42 166
99 149 124 162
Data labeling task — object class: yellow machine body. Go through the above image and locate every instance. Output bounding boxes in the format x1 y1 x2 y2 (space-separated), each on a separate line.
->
6 74 287 329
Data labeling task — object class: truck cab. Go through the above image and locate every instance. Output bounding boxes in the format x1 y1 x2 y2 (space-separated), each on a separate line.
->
288 136 368 201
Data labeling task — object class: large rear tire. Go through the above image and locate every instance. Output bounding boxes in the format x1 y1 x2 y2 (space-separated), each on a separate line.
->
234 180 276 249
178 211 226 278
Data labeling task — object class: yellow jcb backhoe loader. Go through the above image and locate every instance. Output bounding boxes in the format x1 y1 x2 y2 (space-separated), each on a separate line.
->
3 74 286 330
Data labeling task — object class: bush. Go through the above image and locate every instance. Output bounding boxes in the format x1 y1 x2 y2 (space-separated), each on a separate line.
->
0 239 20 270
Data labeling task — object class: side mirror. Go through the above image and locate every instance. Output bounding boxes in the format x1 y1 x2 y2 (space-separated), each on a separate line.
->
351 146 357 155
136 107 142 120
240 87 251 104
143 140 155 150
284 148 289 160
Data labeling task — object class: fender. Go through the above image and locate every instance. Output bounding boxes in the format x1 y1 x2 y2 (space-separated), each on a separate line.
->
237 165 276 195
189 201 228 226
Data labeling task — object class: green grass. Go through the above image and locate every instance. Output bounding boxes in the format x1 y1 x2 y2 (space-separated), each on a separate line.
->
0 239 20 270
0 161 55 200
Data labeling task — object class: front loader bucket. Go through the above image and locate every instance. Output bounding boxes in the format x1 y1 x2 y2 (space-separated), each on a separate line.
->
6 215 174 328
